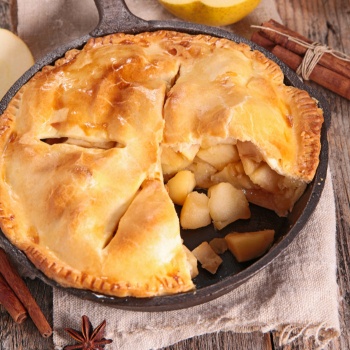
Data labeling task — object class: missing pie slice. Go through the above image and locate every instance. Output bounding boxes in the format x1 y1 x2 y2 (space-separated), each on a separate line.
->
0 31 323 297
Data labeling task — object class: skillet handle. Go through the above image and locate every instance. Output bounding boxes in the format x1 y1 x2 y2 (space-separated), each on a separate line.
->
91 0 150 37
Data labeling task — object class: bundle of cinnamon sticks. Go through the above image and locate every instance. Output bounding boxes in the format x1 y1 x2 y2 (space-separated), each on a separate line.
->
0 247 52 337
251 19 350 100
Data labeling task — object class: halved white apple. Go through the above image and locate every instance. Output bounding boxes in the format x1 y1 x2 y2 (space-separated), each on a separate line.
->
0 29 34 99
158 0 262 26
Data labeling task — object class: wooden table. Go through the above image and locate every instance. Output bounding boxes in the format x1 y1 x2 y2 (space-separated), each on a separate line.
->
0 0 349 349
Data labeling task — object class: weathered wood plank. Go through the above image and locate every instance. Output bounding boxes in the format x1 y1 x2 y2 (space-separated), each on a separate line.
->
164 332 273 350
0 0 16 31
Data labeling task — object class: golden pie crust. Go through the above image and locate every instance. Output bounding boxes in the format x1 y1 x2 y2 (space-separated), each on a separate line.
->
0 31 323 297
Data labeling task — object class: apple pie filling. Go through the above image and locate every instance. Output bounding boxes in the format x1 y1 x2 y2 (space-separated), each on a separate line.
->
162 140 307 220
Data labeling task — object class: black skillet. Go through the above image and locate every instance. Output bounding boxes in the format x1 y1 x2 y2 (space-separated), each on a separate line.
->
0 0 329 311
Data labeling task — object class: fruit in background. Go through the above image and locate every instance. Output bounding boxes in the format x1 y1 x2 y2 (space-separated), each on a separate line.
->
157 0 261 26
0 29 34 99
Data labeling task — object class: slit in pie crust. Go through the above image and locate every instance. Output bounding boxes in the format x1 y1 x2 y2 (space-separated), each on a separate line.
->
0 31 323 297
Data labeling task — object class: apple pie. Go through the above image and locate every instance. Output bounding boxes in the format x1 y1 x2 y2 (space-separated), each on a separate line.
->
0 30 323 297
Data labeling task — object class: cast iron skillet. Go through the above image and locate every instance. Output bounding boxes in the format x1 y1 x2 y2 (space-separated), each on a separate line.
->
0 0 329 311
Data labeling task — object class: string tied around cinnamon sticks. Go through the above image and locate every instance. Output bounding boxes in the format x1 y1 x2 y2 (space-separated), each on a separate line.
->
297 43 331 80
251 24 350 81
251 20 350 100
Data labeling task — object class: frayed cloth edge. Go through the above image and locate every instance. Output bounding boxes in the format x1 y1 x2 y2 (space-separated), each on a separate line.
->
274 323 340 350
54 322 340 350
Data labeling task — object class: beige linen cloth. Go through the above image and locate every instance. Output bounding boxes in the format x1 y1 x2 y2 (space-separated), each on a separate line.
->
15 0 340 349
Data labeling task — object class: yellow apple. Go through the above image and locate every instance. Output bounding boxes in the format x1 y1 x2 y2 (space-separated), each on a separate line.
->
0 29 34 99
158 0 261 26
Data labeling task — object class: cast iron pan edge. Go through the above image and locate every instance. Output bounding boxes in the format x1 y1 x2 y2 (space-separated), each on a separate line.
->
0 0 329 311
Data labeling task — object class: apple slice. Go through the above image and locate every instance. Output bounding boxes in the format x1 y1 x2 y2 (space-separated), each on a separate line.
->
196 144 240 171
225 230 275 262
158 0 262 26
0 29 34 99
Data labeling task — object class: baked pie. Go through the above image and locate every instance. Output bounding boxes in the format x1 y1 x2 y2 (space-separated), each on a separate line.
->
0 31 323 297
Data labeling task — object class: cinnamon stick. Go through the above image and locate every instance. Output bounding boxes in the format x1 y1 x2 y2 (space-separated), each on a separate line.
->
251 32 276 51
271 45 350 100
0 273 27 324
259 20 350 79
265 19 350 69
251 23 350 100
251 31 275 52
0 248 52 337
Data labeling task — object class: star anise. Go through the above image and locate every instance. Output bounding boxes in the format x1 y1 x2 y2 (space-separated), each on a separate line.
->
64 315 113 350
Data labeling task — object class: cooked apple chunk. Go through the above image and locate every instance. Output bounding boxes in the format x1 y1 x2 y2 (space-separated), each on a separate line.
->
166 170 196 205
211 162 256 190
161 146 192 175
208 182 251 230
196 144 240 171
161 144 199 175
209 238 228 254
245 180 307 217
225 230 275 262
186 158 217 188
192 242 223 274
180 191 211 229
249 162 284 193
240 156 260 177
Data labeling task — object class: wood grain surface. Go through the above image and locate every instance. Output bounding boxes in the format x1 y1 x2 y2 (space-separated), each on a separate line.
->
0 0 349 349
